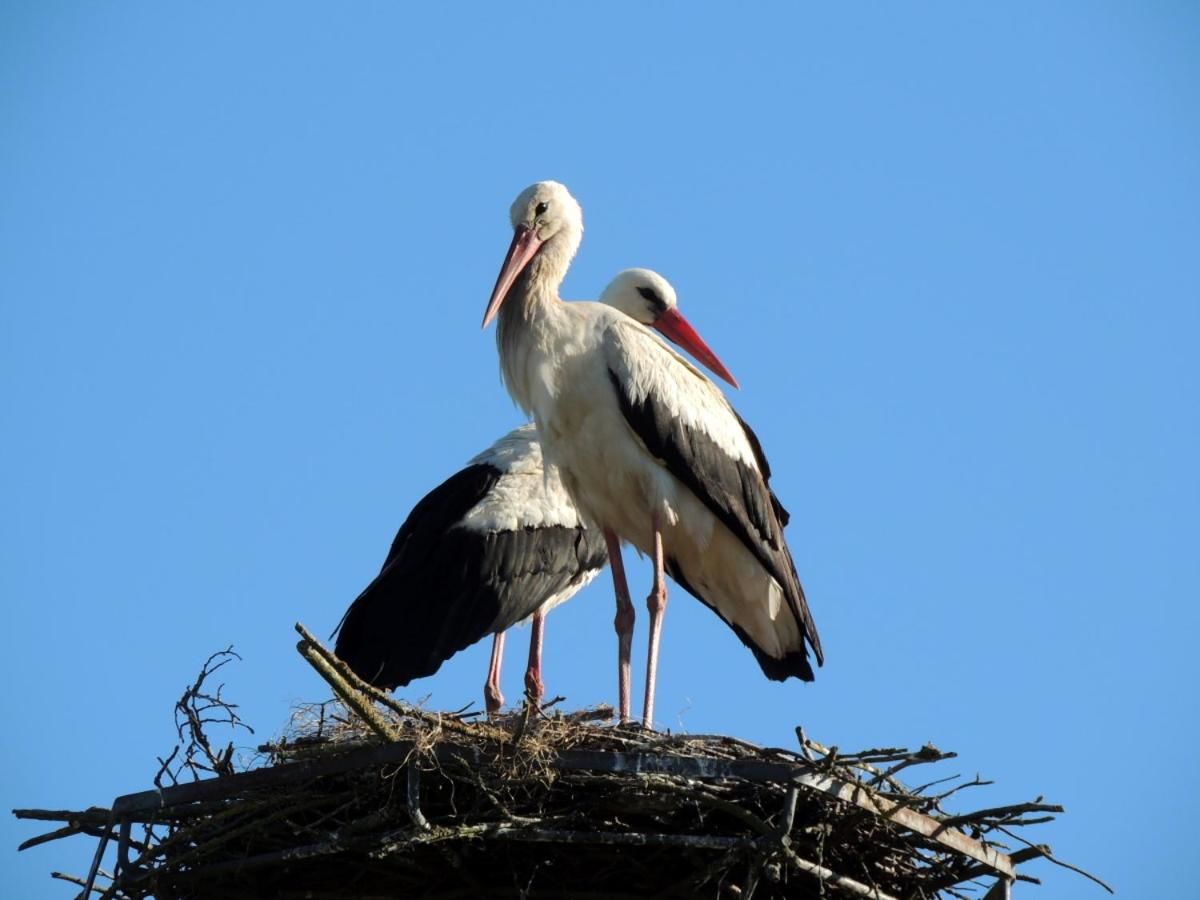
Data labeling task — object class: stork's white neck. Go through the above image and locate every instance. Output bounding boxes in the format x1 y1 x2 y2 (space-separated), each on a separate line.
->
495 231 577 415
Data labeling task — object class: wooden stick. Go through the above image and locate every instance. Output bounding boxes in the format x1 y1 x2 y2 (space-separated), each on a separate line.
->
294 622 506 742
937 801 1065 830
12 807 111 824
50 871 107 896
295 638 399 743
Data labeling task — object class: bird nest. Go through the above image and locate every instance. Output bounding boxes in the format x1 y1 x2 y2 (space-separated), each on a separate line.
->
14 626 1106 900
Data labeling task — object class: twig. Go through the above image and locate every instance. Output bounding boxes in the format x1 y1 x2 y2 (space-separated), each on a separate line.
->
406 765 431 832
937 802 1064 831
294 623 506 742
536 693 567 715
908 773 965 795
995 826 1113 894
871 745 957 787
172 647 253 780
560 705 616 724
19 825 88 852
51 871 108 896
931 775 994 804
777 845 901 900
997 815 1056 827
153 746 181 789
12 808 111 824
296 638 400 742
795 726 817 762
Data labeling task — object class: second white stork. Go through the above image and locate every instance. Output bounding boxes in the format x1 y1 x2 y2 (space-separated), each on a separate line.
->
333 269 738 713
481 181 823 726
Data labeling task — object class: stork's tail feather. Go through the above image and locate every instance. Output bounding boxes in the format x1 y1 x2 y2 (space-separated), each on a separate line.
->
780 543 823 668
665 555 817 683
751 644 816 682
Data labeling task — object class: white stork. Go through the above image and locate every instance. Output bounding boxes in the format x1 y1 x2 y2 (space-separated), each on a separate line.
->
332 269 738 713
481 181 823 726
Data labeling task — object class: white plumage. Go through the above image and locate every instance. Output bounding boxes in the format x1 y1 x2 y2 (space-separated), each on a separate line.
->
482 181 821 725
459 425 580 535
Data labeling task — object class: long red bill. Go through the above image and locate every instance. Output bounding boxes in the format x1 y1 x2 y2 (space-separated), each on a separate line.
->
653 307 740 389
481 225 544 329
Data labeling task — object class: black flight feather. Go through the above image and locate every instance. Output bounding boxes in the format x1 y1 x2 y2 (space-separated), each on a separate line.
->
333 463 607 690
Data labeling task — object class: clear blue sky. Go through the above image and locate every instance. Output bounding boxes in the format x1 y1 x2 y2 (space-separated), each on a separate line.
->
2 3 1196 896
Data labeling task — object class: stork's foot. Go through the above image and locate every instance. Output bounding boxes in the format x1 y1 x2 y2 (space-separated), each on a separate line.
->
484 682 505 716
523 668 545 707
484 632 506 717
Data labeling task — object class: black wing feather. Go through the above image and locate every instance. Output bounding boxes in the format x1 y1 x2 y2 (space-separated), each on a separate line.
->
608 368 823 667
333 463 608 690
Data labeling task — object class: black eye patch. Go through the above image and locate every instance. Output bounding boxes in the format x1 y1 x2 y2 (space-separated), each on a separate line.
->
636 286 669 311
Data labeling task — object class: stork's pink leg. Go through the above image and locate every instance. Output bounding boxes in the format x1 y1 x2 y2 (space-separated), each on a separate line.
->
604 529 635 723
524 609 546 706
484 632 505 715
643 517 668 728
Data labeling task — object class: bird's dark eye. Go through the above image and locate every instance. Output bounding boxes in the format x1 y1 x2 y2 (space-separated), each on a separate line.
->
636 286 668 311
535 201 549 216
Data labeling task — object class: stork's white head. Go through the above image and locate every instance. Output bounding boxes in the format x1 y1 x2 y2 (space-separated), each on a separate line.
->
600 268 678 324
483 181 583 328
508 181 583 245
601 268 740 389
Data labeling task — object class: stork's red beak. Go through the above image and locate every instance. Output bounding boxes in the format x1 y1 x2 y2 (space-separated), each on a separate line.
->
653 307 740 389
482 225 544 329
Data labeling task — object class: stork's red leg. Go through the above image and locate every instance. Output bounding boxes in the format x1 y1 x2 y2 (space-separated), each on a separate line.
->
484 632 505 715
643 516 668 728
604 529 635 723
524 609 546 706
